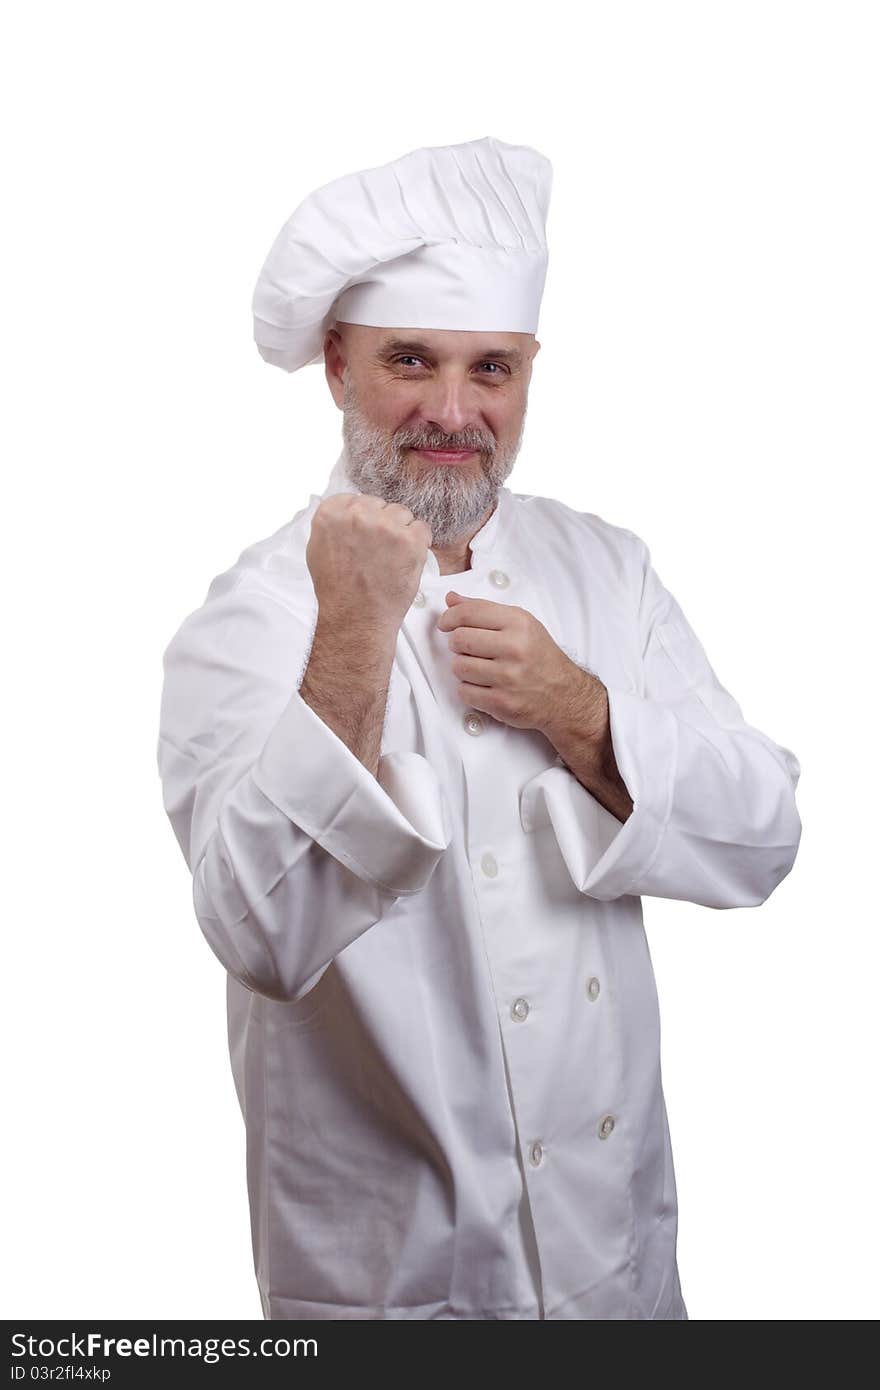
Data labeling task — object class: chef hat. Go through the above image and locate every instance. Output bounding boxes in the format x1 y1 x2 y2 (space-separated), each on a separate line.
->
251 135 553 373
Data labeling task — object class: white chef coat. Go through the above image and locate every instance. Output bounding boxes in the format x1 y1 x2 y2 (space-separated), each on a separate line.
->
157 443 802 1320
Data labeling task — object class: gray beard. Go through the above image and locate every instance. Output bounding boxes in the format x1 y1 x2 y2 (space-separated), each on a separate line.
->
341 376 525 548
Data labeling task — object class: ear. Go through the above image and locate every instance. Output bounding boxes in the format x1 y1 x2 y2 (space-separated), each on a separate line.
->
324 326 347 410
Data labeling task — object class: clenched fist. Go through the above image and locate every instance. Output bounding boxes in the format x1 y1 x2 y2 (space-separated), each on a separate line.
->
306 492 432 638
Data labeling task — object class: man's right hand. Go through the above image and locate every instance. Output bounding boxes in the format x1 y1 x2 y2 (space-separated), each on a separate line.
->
306 492 432 637
299 494 431 777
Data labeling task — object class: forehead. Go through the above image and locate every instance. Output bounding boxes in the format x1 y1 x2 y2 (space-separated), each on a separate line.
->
336 321 534 360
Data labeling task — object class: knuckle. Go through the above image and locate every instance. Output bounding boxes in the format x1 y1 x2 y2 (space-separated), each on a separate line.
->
351 501 378 528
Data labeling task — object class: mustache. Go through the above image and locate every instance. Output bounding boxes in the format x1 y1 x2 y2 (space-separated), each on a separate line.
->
396 434 494 453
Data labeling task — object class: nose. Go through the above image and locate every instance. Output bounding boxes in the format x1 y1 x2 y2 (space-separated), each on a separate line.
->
418 374 484 439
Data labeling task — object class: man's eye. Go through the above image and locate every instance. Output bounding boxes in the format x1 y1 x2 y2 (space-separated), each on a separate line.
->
392 357 507 375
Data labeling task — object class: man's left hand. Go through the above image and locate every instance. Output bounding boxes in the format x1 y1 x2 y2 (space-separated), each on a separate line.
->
436 591 604 742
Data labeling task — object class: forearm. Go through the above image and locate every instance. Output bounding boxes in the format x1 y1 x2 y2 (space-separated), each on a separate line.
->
299 612 398 779
540 669 634 824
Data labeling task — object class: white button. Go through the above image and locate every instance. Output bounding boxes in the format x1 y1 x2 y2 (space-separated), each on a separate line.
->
586 976 601 1001
598 1114 616 1140
463 711 484 736
511 997 530 1022
412 590 427 608
528 1140 544 1166
489 569 510 588
481 852 498 877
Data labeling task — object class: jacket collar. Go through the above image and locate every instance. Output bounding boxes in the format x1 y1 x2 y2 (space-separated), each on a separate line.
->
321 443 511 581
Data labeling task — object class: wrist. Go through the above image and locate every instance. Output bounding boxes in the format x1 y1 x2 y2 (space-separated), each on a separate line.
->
539 665 609 761
312 607 399 664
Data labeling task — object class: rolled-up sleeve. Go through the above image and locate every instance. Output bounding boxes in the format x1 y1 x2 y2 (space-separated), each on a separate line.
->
158 573 451 1002
520 536 802 908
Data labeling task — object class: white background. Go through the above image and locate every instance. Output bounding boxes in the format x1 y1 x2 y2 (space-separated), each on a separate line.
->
3 1 877 1320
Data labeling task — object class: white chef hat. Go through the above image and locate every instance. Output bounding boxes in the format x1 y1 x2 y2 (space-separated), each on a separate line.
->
251 135 552 373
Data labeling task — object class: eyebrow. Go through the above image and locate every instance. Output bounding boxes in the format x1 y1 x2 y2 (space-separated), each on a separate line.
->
378 337 524 368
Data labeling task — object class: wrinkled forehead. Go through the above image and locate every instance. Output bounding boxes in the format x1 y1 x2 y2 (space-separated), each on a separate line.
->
334 321 537 363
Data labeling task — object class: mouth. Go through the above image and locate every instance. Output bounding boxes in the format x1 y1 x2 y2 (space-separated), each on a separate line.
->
410 447 479 465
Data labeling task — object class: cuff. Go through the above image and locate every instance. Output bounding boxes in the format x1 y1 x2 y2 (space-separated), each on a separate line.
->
251 688 452 895
519 685 678 900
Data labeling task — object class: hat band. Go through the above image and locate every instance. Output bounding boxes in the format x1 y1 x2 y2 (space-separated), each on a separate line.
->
335 240 548 335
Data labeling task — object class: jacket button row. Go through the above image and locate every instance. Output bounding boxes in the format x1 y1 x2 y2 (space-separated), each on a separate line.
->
463 711 485 736
511 997 530 1022
414 578 508 604
586 976 601 1001
530 1122 612 1163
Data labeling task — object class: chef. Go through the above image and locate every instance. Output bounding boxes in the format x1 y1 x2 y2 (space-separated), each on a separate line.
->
157 135 802 1320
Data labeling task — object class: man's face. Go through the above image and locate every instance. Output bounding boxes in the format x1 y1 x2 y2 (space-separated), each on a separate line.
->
324 322 540 548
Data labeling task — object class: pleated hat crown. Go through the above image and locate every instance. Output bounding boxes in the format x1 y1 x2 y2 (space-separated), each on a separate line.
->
252 135 553 373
